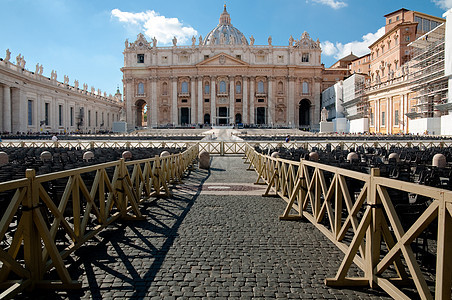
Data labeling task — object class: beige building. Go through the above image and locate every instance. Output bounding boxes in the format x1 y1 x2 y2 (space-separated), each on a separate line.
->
365 8 445 134
349 54 371 76
0 51 122 134
121 5 346 130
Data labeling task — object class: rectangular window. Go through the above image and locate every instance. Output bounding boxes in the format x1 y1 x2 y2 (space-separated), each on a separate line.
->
394 110 399 125
370 111 374 126
58 104 63 126
423 18 430 32
204 99 210 103
302 53 309 62
204 84 210 94
95 111 98 127
70 107 74 126
137 54 144 63
88 110 91 127
181 99 188 103
381 111 386 126
257 99 265 103
28 100 33 126
45 103 50 126
235 99 241 103
405 36 410 42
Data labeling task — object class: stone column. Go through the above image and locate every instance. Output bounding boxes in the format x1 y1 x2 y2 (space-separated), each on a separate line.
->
198 77 203 124
151 77 158 127
229 76 235 125
210 76 216 125
190 77 196 124
249 77 255 125
242 76 248 124
267 77 273 126
0 85 4 132
288 76 295 127
124 79 133 128
172 77 178 126
3 84 11 133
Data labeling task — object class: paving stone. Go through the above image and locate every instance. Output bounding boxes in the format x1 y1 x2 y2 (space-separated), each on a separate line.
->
16 156 393 300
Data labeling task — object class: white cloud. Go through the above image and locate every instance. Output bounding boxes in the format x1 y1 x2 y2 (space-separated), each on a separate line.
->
432 0 452 10
321 26 385 60
111 9 197 45
312 0 347 10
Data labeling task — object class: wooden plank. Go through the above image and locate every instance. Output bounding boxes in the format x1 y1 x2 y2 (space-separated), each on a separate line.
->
33 210 73 284
435 199 452 300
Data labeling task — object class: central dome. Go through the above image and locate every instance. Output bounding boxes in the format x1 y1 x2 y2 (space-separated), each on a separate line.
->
202 5 248 46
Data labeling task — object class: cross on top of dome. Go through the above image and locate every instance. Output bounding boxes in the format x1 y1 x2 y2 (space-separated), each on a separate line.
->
219 4 231 25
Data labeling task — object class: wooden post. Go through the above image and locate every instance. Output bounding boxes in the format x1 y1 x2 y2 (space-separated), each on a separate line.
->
366 168 381 288
24 169 43 288
435 199 452 300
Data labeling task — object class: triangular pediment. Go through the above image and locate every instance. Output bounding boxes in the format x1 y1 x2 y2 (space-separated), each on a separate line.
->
196 53 249 67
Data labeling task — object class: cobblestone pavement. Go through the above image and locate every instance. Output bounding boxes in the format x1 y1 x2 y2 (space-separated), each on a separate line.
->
23 155 391 299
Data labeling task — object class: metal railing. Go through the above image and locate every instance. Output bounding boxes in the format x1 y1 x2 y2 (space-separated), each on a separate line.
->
244 144 451 300
0 145 198 298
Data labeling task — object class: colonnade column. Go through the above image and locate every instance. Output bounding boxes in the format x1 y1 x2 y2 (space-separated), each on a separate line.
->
3 84 11 133
249 77 255 125
288 76 295 128
171 77 178 126
242 76 248 124
197 77 203 124
267 77 273 126
151 77 158 127
210 76 216 125
190 77 196 124
229 76 235 125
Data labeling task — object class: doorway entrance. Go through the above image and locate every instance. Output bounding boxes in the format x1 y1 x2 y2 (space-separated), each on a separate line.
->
180 107 190 125
256 107 266 125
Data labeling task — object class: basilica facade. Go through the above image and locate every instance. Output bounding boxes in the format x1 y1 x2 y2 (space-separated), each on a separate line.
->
122 5 341 130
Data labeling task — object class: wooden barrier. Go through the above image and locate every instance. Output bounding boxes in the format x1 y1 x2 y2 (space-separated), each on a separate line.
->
0 144 198 298
1 140 451 155
245 144 452 300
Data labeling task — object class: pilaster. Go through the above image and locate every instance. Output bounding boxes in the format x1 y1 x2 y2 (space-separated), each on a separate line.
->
210 76 216 125
151 77 158 127
198 77 203 124
267 76 273 125
288 76 295 127
190 77 196 124
250 77 255 125
229 76 235 125
243 76 248 124
171 77 178 125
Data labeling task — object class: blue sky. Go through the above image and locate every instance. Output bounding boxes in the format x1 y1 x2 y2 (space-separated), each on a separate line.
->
1 0 450 96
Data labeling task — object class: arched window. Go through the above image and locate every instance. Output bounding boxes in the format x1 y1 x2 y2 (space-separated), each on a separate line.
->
236 82 241 94
138 82 144 95
219 80 227 93
302 82 309 94
257 81 264 93
204 82 210 94
181 81 188 93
